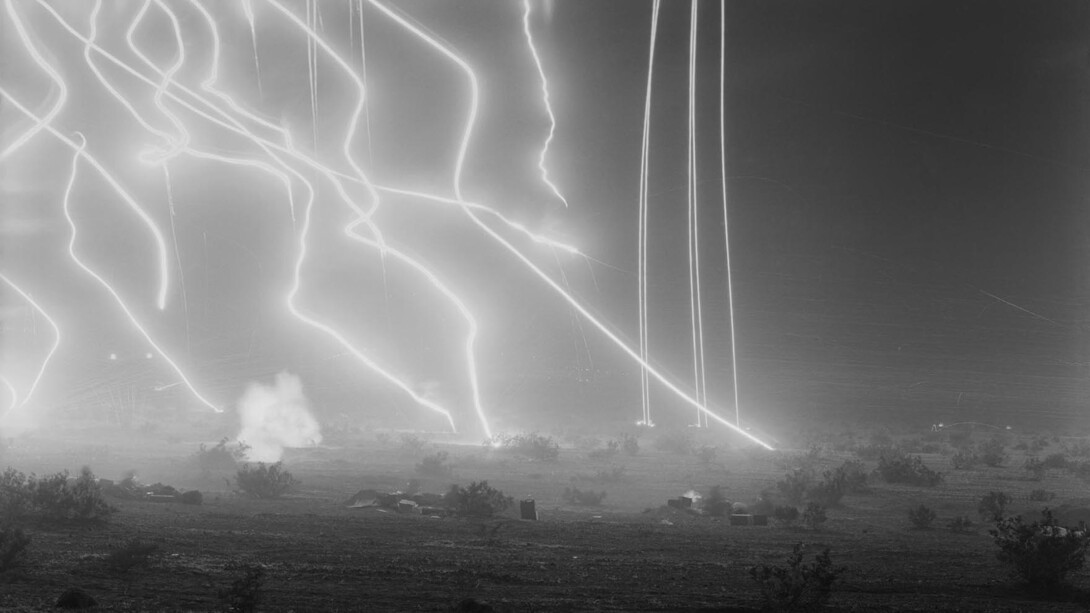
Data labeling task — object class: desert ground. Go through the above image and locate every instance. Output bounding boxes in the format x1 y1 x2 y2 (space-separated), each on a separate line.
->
2 420 1090 612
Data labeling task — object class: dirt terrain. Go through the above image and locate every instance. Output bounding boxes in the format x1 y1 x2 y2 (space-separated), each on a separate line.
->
2 425 1090 611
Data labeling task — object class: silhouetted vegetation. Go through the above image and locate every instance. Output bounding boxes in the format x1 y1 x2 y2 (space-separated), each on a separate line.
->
563 487 606 506
235 463 297 499
907 505 936 530
218 564 265 613
446 481 513 518
876 453 943 487
977 491 1011 522
991 509 1090 590
749 543 845 612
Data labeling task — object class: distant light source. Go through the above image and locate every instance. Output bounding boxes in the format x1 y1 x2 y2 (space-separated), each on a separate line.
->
108 353 118 361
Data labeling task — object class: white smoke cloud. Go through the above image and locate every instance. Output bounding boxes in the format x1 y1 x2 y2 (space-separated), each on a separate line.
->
236 372 321 463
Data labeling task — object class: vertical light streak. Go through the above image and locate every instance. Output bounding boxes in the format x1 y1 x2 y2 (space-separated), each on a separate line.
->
163 165 191 355
356 0 375 167
58 133 220 412
0 376 16 417
522 0 568 208
7 0 171 311
636 0 662 426
0 272 61 409
362 4 773 448
686 0 709 427
241 0 264 100
719 2 742 427
307 0 319 150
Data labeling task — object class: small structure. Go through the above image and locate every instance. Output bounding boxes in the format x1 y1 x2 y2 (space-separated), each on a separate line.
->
520 499 538 521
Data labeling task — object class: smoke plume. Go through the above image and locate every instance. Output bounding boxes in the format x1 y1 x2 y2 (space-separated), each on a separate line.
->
236 372 321 463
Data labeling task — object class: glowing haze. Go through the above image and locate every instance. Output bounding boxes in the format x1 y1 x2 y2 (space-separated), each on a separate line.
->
0 1 784 449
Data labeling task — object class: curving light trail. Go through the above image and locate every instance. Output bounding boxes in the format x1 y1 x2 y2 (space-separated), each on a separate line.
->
0 272 61 410
366 1 773 449
686 0 709 427
636 0 662 427
719 2 743 427
0 376 16 417
521 0 568 208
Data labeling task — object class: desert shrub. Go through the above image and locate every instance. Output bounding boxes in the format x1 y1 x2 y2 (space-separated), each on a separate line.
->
191 438 250 473
1029 489 1055 502
104 538 159 573
951 451 979 470
562 487 606 506
991 508 1090 590
696 445 718 466
179 490 203 505
0 525 30 572
852 443 896 462
946 428 974 450
0 468 31 522
876 453 943 486
416 451 454 479
1061 438 1090 458
620 433 640 456
587 439 619 460
1067 460 1090 483
978 491 1011 522
569 435 601 451
776 469 814 506
749 543 844 612
751 490 776 516
1023 456 1045 480
654 430 694 456
907 504 937 530
807 469 848 507
802 503 827 530
446 481 513 518
218 564 265 613
832 460 869 494
399 433 428 456
1028 437 1049 453
1042 453 1069 470
704 486 730 517
948 515 974 533
978 437 1009 467
235 463 296 499
492 433 560 461
28 467 115 522
772 505 799 527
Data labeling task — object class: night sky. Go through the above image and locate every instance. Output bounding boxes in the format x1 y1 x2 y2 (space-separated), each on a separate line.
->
1 1 1088 440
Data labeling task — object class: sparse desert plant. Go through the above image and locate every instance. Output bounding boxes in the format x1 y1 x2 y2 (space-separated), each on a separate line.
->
978 437 1009 467
416 451 454 479
218 564 265 613
0 525 30 572
235 462 297 499
907 504 937 530
772 505 800 527
562 486 606 506
852 443 896 462
749 543 845 612
977 491 1011 522
777 468 814 506
179 490 203 505
1042 452 1069 470
696 445 717 466
1029 489 1055 502
802 503 827 530
445 481 513 518
191 438 250 473
1061 438 1090 458
807 469 848 507
620 433 640 456
398 433 428 456
104 538 159 573
832 460 869 494
948 515 974 533
0 468 31 522
1023 455 1045 480
877 453 943 486
587 439 619 460
492 433 560 461
28 467 115 522
990 508 1090 590
654 430 694 456
951 451 979 470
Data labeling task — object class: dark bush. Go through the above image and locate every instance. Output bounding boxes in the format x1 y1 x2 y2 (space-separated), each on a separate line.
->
832 460 869 494
749 543 844 612
703 485 730 517
772 505 799 527
28 467 115 522
776 469 814 506
852 443 896 462
951 451 979 470
446 481 513 518
977 491 1011 523
978 437 1009 467
104 538 159 573
587 439 619 460
696 445 718 466
877 453 943 486
492 433 560 461
399 433 428 456
0 525 30 572
191 439 250 473
416 451 454 478
0 468 31 521
907 505 937 530
235 463 297 499
948 515 974 533
807 470 848 507
654 430 694 456
178 490 203 505
621 433 640 456
1029 489 1055 502
218 564 265 613
802 503 827 530
562 487 606 506
991 508 1090 590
